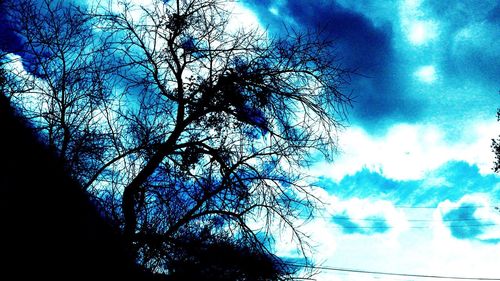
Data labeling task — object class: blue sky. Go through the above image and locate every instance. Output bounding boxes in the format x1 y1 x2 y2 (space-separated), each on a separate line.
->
237 0 500 280
1 0 499 280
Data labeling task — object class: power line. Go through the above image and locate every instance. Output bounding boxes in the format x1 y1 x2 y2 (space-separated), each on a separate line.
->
330 216 492 222
287 263 500 280
393 205 489 209
331 223 498 230
323 215 499 227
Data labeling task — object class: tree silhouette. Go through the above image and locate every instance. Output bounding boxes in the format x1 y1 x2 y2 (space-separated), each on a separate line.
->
492 108 500 173
160 233 297 281
2 0 351 278
2 0 115 185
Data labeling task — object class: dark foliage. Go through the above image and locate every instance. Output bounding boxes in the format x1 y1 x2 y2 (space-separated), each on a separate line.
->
165 235 296 281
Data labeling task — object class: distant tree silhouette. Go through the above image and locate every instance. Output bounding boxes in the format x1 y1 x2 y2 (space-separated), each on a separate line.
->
2 0 351 278
492 108 500 173
163 233 297 281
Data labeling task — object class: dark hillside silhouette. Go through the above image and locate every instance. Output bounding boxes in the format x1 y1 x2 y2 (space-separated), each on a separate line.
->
0 92 164 280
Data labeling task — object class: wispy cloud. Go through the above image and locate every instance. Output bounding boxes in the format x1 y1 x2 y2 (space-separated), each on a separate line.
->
310 122 498 181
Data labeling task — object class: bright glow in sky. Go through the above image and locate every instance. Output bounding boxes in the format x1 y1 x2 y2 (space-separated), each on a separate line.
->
407 20 438 45
226 1 262 31
399 0 439 45
268 6 279 16
415 65 437 83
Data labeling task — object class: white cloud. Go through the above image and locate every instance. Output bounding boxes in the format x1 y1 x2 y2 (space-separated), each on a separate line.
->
298 190 410 245
1 53 38 89
88 0 263 33
299 193 500 281
1 53 51 111
310 121 498 181
226 1 262 32
312 233 500 281
2 53 24 75
419 195 500 279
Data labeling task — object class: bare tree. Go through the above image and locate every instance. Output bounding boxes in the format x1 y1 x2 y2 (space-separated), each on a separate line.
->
95 0 351 272
2 0 117 185
2 0 351 278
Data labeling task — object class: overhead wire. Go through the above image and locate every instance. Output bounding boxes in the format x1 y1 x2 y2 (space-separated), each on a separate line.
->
329 223 498 230
330 216 492 222
313 205 500 229
286 263 500 280
392 205 490 209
